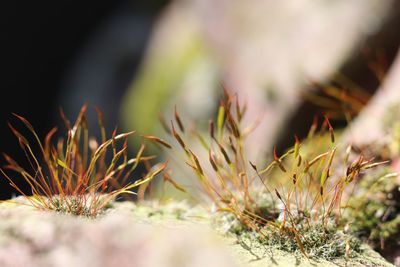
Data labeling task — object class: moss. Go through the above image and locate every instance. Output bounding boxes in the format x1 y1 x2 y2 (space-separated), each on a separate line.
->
51 195 111 218
219 210 362 260
345 167 400 254
214 192 361 260
210 182 366 261
263 223 361 259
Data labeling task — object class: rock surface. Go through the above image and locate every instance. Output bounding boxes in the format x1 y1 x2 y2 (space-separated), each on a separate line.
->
0 198 395 267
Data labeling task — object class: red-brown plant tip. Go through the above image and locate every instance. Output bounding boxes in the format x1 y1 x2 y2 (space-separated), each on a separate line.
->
95 106 104 127
174 106 185 133
292 173 297 184
209 120 215 139
297 155 302 167
95 108 107 143
278 162 287 173
112 128 117 138
275 189 283 201
249 161 258 171
171 121 186 150
228 136 237 154
294 135 300 158
163 172 186 193
185 161 198 172
219 99 225 110
81 113 88 128
141 135 172 149
294 134 300 145
123 138 128 149
59 108 71 129
12 113 36 133
273 146 287 173
227 112 240 138
209 150 219 172
235 96 242 121
3 153 14 165
8 123 29 148
324 116 335 144
273 146 279 161
216 140 231 165
221 84 233 112
189 149 204 176
219 100 226 115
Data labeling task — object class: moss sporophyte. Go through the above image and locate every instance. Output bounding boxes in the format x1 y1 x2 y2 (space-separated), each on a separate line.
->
160 89 388 259
0 90 394 262
1 105 166 217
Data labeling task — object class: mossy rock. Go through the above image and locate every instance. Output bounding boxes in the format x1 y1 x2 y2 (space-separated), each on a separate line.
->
124 201 394 267
0 198 394 267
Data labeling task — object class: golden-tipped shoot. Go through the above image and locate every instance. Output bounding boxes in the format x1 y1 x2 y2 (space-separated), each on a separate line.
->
1 105 165 217
160 89 384 259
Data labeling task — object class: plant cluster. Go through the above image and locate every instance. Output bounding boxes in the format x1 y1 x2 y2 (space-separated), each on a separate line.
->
1 105 166 217
0 89 393 261
164 89 384 259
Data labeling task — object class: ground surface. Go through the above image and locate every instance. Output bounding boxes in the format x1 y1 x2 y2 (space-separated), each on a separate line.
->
0 198 394 267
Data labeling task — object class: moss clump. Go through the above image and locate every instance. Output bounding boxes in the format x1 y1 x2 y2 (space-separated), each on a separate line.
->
164 90 389 263
53 197 92 217
350 197 400 245
346 167 400 253
218 210 362 260
1 106 166 218
51 195 114 218
261 222 362 260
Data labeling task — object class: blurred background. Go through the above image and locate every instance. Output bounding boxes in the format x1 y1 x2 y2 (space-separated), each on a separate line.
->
1 0 400 199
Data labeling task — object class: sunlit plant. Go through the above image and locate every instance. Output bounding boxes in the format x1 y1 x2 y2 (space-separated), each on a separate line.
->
163 89 385 259
1 105 166 217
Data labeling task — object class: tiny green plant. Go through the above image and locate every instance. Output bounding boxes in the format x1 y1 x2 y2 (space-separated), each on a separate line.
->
164 88 385 259
1 105 166 217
